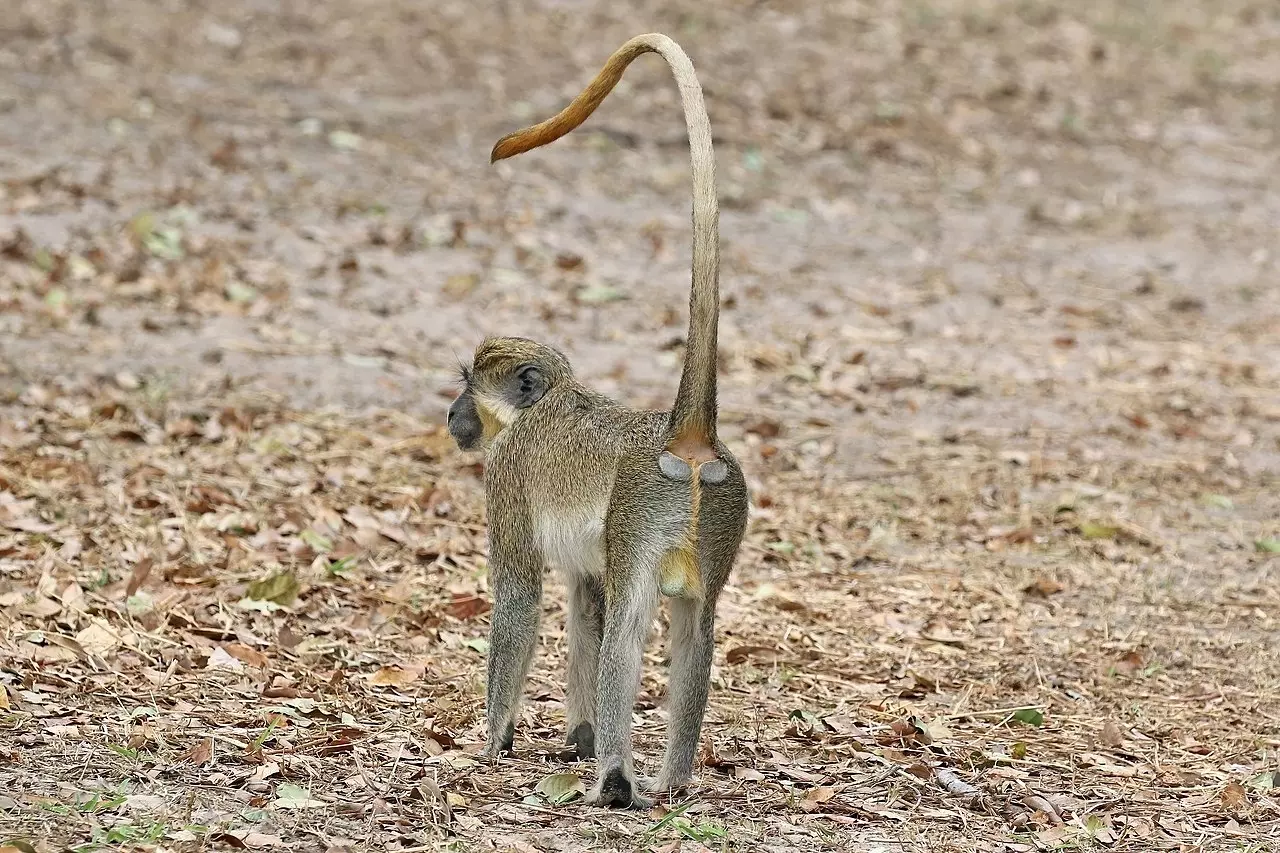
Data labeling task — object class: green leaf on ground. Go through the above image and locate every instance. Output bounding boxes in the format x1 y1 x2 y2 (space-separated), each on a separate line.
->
535 772 584 805
245 570 300 605
1010 708 1044 727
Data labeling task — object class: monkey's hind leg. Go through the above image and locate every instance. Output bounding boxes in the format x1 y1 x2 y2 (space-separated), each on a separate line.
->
564 572 605 759
648 488 745 795
585 559 659 809
480 545 544 757
646 593 718 793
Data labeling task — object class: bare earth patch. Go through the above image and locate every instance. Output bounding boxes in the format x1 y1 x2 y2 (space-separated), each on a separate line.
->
1 1 1278 851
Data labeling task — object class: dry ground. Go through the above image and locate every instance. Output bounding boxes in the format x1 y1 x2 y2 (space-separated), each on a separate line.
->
1 1 1279 850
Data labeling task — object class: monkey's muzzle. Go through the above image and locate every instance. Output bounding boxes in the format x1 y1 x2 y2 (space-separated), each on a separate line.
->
447 393 483 451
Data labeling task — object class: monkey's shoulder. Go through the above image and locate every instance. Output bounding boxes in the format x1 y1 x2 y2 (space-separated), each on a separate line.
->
518 387 666 446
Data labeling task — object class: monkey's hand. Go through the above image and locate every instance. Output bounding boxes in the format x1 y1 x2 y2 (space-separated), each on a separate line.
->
586 768 654 810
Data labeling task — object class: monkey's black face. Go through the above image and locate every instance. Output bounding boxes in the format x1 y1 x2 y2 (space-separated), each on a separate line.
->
447 390 483 451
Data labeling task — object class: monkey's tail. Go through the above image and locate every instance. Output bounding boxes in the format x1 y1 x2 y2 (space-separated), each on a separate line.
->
489 33 722 470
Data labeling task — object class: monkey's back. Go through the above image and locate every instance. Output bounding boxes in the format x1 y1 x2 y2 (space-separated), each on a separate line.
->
485 384 744 597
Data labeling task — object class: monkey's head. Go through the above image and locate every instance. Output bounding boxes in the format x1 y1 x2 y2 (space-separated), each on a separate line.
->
448 337 573 451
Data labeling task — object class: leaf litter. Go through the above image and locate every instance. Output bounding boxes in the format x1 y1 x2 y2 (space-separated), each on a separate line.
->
2 0 1280 851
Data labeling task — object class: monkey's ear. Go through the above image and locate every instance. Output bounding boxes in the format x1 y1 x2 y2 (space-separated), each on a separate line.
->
507 364 550 408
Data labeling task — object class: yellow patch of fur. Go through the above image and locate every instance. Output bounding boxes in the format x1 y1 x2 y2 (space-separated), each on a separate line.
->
658 544 701 598
658 463 706 599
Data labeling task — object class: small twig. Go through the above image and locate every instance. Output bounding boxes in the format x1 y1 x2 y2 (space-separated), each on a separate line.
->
945 705 1045 722
512 800 588 820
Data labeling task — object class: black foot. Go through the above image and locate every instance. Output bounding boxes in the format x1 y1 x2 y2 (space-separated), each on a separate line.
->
499 720 514 753
566 721 595 759
597 767 635 809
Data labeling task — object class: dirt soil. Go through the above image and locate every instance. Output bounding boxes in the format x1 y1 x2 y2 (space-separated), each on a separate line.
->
2 1 1279 851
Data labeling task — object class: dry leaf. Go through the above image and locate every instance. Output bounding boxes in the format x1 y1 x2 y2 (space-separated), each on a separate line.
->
934 767 982 803
1 843 38 853
207 646 245 671
920 624 965 646
18 594 61 618
799 786 836 812
1111 651 1143 675
1076 752 1140 777
1024 576 1064 597
725 645 782 664
368 666 421 687
1220 781 1249 817
76 621 121 655
187 738 214 765
224 643 269 668
243 833 285 847
1022 792 1064 825
125 556 154 596
448 592 490 620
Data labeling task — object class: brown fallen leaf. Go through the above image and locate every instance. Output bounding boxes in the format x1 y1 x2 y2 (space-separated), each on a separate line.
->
76 621 122 655
920 624 965 646
1075 752 1141 777
555 252 584 271
277 625 303 650
224 643 269 668
206 646 245 671
882 718 923 746
45 633 89 660
799 786 836 812
770 595 810 614
210 833 249 850
368 665 422 687
725 645 782 665
448 592 491 620
905 762 932 781
18 594 61 618
1022 792 1064 825
1024 576 1064 597
125 556 154 597
745 418 782 438
1111 651 1143 675
186 738 214 766
1220 781 1250 817
443 273 479 300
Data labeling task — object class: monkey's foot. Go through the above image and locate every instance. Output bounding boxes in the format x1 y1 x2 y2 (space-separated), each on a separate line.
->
479 721 516 758
642 772 692 795
586 766 654 810
479 742 509 759
565 721 596 760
